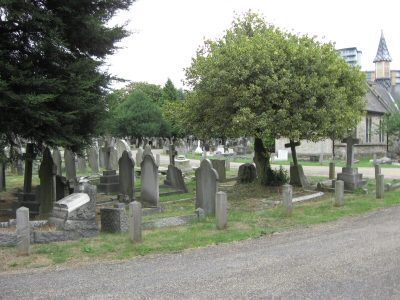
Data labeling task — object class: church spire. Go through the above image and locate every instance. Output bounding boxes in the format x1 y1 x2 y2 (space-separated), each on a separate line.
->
373 30 392 62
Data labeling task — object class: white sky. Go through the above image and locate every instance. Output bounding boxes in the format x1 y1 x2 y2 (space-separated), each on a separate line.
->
105 0 399 89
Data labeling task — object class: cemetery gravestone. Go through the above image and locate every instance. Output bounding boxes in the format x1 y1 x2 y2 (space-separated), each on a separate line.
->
118 150 135 201
169 145 178 166
210 159 226 183
17 207 30 256
164 164 189 192
195 159 219 216
116 139 130 160
140 154 160 207
64 149 77 191
38 148 57 217
285 141 309 188
100 204 129 233
77 156 88 173
52 148 62 176
336 136 366 190
87 147 100 174
136 147 143 167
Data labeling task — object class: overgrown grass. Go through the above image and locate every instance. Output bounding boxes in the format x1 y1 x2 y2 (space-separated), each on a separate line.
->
2 172 400 273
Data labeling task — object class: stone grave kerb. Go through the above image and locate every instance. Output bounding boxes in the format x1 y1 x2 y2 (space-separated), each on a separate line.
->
169 145 178 166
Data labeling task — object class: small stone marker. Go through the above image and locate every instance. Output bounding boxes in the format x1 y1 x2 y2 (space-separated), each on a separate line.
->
334 180 344 207
282 184 292 217
329 162 335 180
129 201 142 243
225 156 230 171
216 192 227 230
17 206 30 256
374 164 381 180
156 153 160 166
373 154 377 165
319 154 323 165
376 174 384 199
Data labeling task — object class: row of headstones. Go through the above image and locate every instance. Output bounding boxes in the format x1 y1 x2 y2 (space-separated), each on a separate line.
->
282 175 386 217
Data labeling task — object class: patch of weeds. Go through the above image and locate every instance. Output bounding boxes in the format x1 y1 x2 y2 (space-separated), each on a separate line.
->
10 262 18 267
83 246 94 253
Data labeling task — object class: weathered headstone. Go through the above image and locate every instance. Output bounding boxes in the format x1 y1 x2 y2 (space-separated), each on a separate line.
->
282 184 293 217
164 164 188 192
38 148 57 217
100 204 129 233
210 159 226 183
64 149 76 187
374 164 381 180
52 148 62 176
17 207 30 256
140 154 159 207
336 135 367 190
195 159 219 215
77 156 87 174
116 139 130 160
216 192 227 230
225 156 231 171
334 180 344 207
237 163 256 184
87 147 100 174
118 150 135 201
110 147 119 170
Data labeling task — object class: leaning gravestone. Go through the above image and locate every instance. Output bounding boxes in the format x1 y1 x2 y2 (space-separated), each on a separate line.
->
118 150 135 201
140 154 159 207
195 159 219 216
164 164 188 193
38 148 57 217
285 140 309 188
336 135 367 190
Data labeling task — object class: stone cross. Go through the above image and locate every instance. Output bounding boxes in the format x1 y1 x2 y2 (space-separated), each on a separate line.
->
169 145 178 166
341 136 359 169
22 143 37 194
105 147 114 170
284 140 300 165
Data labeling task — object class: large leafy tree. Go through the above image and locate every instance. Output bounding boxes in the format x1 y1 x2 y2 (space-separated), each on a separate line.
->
115 81 164 106
160 78 179 105
0 0 133 156
173 11 367 181
109 90 170 142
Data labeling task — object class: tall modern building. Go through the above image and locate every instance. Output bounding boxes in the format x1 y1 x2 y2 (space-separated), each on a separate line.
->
337 47 362 66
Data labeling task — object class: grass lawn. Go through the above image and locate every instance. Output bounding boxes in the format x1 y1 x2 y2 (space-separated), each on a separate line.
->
1 170 400 273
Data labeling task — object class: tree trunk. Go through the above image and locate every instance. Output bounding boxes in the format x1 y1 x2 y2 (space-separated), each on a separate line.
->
290 139 298 166
253 137 270 183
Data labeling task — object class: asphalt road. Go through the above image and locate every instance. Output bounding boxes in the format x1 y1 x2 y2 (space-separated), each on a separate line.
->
1 205 400 299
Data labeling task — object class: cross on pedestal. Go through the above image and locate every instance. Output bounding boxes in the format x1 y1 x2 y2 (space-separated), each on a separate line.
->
341 136 359 169
22 143 37 193
284 140 301 165
169 145 178 166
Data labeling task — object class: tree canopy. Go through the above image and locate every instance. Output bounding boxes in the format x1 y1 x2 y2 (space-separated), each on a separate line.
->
0 0 133 155
109 90 170 140
160 78 179 105
172 12 367 156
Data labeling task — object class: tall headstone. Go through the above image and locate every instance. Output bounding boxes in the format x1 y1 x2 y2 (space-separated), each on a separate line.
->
337 136 367 190
140 154 159 207
195 159 219 216
64 149 76 183
38 148 57 217
0 161 5 192
77 156 88 174
329 162 335 180
118 150 135 201
87 147 100 174
210 159 226 183
52 148 62 176
110 146 119 170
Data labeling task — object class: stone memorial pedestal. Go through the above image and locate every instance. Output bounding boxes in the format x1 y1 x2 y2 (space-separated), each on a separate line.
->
97 170 119 194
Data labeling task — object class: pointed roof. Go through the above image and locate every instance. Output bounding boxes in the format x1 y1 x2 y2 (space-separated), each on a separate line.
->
373 31 392 62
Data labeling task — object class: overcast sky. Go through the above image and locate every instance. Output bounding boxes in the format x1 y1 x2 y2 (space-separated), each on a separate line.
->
105 0 399 89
